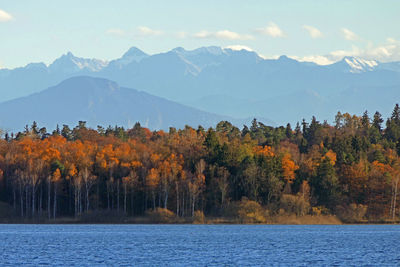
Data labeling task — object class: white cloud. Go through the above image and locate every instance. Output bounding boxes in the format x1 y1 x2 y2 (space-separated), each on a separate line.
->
193 30 211 38
224 45 254 52
0 9 13 22
302 25 323 39
387 37 397 44
341 28 358 41
175 31 187 39
137 26 163 36
193 30 253 40
106 26 163 38
285 38 400 65
215 30 253 40
106 28 126 37
325 38 400 62
256 22 285 38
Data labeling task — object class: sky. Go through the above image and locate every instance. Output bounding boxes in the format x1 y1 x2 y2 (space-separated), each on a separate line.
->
0 0 399 69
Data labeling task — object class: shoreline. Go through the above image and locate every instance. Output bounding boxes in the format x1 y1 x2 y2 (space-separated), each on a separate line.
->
0 215 398 225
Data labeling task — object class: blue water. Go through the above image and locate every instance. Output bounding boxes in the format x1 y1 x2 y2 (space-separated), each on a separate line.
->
0 224 399 266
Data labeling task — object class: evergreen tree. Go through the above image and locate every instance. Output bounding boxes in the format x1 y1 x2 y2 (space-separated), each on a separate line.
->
311 157 340 209
61 124 72 140
52 124 61 136
372 111 384 132
285 123 293 139
241 125 250 137
361 110 370 129
31 121 39 136
391 103 400 125
335 111 343 129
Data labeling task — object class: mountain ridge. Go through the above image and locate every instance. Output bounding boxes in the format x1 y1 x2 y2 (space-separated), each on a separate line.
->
0 76 268 132
0 46 399 125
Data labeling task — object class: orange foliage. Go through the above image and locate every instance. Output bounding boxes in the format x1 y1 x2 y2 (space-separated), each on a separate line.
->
282 153 299 184
52 168 62 183
147 168 160 188
323 150 337 166
372 161 393 174
254 146 274 157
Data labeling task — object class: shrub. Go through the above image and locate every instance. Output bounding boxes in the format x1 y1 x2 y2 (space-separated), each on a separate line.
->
192 210 206 224
335 203 367 223
146 208 175 223
279 194 310 216
311 206 330 216
237 197 266 223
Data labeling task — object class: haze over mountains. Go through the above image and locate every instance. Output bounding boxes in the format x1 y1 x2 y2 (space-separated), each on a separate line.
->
0 46 399 130
0 76 244 132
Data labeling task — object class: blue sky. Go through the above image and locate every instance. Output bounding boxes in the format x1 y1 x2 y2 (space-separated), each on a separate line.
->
1 0 399 68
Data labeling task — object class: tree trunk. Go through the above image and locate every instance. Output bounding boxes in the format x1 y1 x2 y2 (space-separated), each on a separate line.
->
117 180 120 212
124 182 127 214
20 185 24 217
32 186 35 217
86 187 90 212
192 195 196 217
74 188 78 217
53 183 57 220
39 186 43 216
97 184 100 210
182 191 185 217
111 184 114 210
175 182 179 216
107 185 110 210
144 191 148 212
69 185 72 215
164 190 168 209
26 187 29 217
393 177 399 220
13 187 16 211
152 191 156 210
79 188 82 214
130 187 134 215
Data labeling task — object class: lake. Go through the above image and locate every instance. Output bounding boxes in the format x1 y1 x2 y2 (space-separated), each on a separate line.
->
0 224 399 266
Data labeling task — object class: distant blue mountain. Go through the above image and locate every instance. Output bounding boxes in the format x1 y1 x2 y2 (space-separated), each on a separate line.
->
0 76 257 132
0 46 399 125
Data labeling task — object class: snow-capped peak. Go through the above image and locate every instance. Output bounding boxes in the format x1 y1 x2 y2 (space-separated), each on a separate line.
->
49 52 108 73
343 56 378 73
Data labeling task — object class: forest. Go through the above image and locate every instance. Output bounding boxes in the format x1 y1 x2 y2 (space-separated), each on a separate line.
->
1 105 400 224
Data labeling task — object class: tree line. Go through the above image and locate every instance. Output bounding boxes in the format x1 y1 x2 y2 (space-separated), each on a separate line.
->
1 105 400 222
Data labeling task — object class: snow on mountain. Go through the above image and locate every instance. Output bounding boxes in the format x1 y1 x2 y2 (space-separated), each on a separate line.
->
48 52 109 73
170 46 228 70
343 56 378 73
0 46 399 126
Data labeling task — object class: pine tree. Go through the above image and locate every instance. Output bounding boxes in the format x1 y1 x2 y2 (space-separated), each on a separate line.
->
285 123 293 139
361 110 370 129
391 103 400 125
372 111 384 132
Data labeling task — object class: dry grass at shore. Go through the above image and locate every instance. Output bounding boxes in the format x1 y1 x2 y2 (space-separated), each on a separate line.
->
1 200 398 225
269 215 342 225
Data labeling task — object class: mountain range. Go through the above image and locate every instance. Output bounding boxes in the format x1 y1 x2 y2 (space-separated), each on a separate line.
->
0 46 399 129
0 76 250 132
